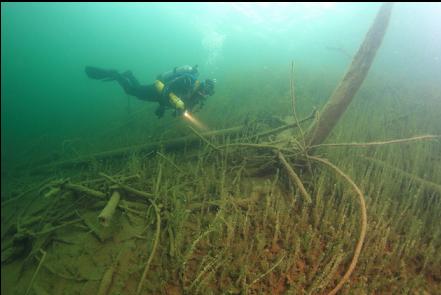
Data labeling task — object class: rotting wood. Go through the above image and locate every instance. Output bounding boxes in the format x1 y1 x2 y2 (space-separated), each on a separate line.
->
277 152 312 204
60 180 149 213
97 264 116 295
24 249 47 295
79 174 140 186
63 182 106 199
305 3 394 146
309 134 439 150
29 125 245 172
99 173 153 199
136 198 161 295
28 110 316 173
97 250 123 295
1 179 52 207
188 125 221 151
252 109 315 140
309 156 367 295
98 191 121 227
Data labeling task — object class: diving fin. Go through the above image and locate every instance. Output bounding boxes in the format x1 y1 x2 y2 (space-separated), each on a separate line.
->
85 66 119 81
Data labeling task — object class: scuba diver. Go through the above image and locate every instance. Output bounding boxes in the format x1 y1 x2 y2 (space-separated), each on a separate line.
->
85 65 215 118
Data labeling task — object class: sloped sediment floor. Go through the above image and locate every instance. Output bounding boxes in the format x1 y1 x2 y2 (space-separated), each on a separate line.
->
2 104 440 294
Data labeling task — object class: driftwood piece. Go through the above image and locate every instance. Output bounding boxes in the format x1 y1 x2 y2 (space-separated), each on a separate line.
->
41 261 96 282
309 134 439 150
100 173 153 199
63 182 106 198
97 172 162 294
306 3 393 146
28 110 316 173
2 216 82 265
79 174 140 186
97 250 123 295
34 219 83 237
309 156 367 295
277 152 312 204
59 180 148 216
29 125 245 172
25 249 47 295
97 264 116 295
188 125 221 151
136 199 161 295
252 109 315 140
1 179 51 207
81 213 113 243
98 191 121 227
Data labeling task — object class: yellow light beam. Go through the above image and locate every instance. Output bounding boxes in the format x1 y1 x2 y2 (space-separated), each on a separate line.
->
183 111 207 130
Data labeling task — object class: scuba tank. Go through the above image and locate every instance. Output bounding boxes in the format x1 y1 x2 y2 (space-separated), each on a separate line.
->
157 65 199 83
154 80 185 111
154 65 199 111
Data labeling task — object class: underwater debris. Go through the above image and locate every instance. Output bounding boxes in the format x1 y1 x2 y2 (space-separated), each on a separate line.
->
24 249 47 295
306 3 394 146
98 191 121 227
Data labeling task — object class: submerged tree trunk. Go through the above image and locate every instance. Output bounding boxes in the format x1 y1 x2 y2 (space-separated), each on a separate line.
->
306 3 393 146
27 125 245 172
